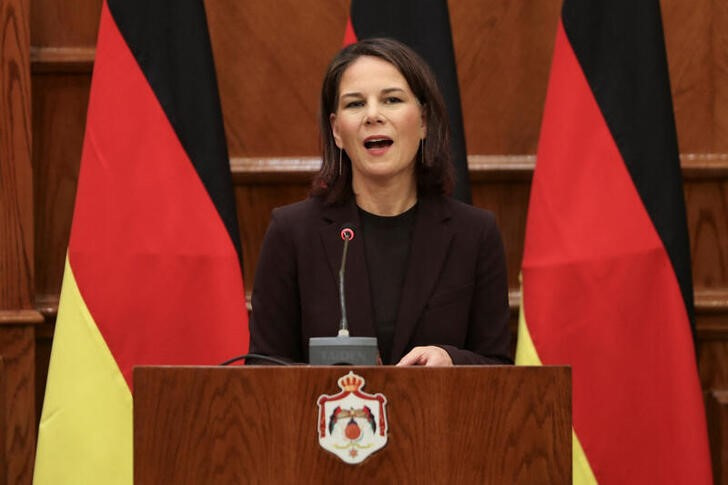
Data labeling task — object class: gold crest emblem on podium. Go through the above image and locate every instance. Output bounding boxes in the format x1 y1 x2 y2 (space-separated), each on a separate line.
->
317 372 388 464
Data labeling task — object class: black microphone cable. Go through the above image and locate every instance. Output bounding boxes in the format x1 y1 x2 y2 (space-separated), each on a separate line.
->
220 353 292 366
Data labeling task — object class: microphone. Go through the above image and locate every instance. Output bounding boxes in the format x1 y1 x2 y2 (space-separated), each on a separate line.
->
337 224 355 336
309 223 378 365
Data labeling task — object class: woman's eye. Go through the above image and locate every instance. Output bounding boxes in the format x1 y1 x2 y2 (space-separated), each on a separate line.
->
384 97 402 104
344 100 364 109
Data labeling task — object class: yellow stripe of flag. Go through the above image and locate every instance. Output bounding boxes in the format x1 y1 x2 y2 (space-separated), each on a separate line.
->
34 257 133 484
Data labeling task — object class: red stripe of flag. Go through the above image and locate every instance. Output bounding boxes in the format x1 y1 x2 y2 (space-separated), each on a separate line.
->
343 17 357 46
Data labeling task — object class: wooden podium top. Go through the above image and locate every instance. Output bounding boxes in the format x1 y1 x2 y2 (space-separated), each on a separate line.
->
134 366 570 484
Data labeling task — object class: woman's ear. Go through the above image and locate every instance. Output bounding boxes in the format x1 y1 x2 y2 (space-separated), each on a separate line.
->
330 113 342 148
420 111 427 139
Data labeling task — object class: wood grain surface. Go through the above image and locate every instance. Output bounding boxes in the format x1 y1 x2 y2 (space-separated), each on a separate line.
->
30 46 94 73
0 0 37 480
709 390 728 484
134 366 571 484
449 0 560 154
31 73 88 298
1 0 33 310
0 323 36 485
30 0 101 47
0 358 6 485
205 0 348 157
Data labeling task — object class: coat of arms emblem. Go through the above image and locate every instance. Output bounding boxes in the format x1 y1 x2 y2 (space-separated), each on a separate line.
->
317 371 388 464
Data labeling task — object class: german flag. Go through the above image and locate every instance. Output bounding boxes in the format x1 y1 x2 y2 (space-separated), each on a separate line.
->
33 1 248 482
516 0 712 483
344 0 471 203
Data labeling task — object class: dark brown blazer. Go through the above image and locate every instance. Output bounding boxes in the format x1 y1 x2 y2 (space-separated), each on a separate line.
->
248 194 512 365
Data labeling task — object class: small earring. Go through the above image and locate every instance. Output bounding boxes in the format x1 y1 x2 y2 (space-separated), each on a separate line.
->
338 148 343 177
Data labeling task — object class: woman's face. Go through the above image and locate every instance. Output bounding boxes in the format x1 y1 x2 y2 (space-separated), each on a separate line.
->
330 56 426 189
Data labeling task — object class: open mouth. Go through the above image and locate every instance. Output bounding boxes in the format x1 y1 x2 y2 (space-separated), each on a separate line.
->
364 138 393 149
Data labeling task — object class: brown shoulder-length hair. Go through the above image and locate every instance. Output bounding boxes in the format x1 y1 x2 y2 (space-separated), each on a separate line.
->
311 38 453 205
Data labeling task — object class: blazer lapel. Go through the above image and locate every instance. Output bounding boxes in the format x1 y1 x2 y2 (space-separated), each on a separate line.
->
319 201 376 338
390 196 453 360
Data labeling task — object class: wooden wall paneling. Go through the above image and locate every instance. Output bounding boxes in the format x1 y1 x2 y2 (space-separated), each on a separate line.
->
1 0 38 481
694 290 728 485
30 46 94 73
684 165 728 289
30 0 98 302
31 73 89 301
33 322 52 430
446 0 725 155
470 156 532 291
661 0 714 152
30 0 101 47
469 156 532 291
449 0 560 154
711 0 728 151
471 181 530 290
699 333 728 391
0 318 38 485
205 0 348 157
1 0 33 309
707 390 728 484
0 357 5 485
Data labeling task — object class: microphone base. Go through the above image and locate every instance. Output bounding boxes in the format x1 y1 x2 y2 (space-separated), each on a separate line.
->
309 336 378 365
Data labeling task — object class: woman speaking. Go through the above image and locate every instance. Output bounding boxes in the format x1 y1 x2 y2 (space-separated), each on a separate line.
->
248 38 511 366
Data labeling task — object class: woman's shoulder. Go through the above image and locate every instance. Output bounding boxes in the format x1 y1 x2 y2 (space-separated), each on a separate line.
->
436 197 504 253
271 197 326 222
437 196 497 227
266 197 337 244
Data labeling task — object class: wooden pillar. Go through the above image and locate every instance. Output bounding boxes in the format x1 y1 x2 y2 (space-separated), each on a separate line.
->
0 0 41 482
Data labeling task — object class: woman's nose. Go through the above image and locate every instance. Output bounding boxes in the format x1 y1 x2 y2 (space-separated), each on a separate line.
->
364 103 384 124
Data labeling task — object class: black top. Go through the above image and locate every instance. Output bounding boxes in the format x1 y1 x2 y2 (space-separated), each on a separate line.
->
358 204 418 364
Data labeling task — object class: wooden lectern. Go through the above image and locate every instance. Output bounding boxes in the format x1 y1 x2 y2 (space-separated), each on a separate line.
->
134 366 571 484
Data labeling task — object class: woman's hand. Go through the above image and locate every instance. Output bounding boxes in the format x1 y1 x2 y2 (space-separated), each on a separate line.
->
396 346 453 366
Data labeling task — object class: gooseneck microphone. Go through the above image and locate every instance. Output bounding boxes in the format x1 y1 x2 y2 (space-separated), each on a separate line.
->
308 223 379 365
338 224 355 336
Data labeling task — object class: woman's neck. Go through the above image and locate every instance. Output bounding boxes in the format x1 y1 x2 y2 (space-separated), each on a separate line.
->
353 176 417 216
